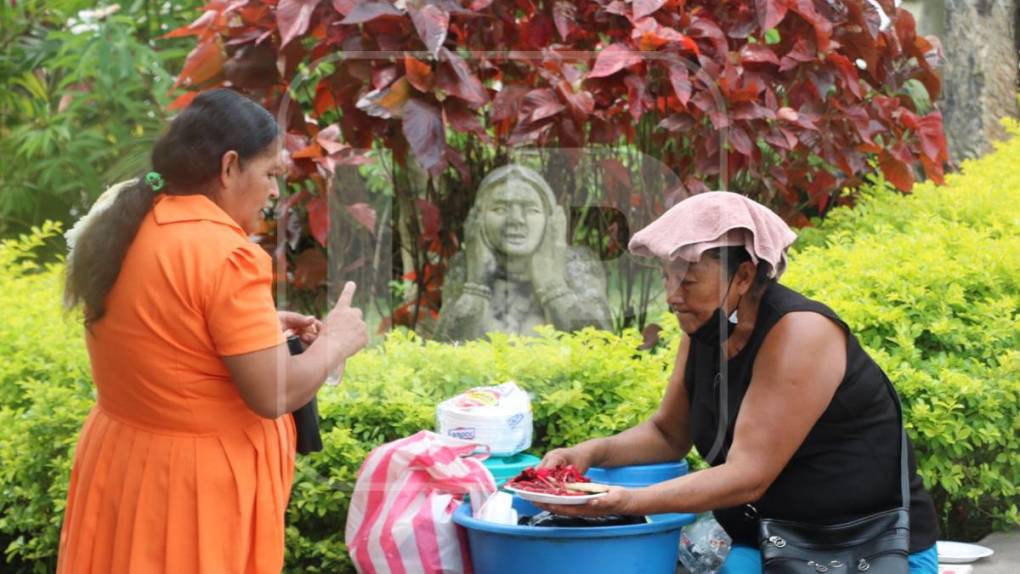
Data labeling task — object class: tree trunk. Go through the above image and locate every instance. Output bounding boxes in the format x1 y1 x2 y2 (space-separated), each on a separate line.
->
939 0 1019 163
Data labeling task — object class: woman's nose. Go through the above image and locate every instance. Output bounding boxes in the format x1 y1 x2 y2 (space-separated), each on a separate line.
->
268 178 280 199
507 205 525 224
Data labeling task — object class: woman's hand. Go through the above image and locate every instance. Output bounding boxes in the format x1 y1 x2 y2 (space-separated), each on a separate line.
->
464 206 496 286
529 204 568 290
278 311 322 345
539 444 597 474
322 282 368 361
535 486 638 517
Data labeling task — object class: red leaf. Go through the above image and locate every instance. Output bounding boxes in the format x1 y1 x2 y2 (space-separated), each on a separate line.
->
437 48 488 108
372 64 399 90
920 154 945 185
173 39 225 88
668 63 692 105
345 203 377 233
404 53 434 92
552 1 576 41
756 0 788 30
408 4 449 57
879 150 914 192
788 0 832 51
606 1 630 17
729 126 753 156
491 85 529 121
632 17 693 51
341 0 401 24
916 112 947 162
633 0 666 20
293 248 327 289
332 0 356 16
277 0 318 48
519 88 565 124
162 10 221 40
314 86 337 115
588 43 642 79
827 53 862 98
687 17 728 56
556 81 595 124
444 99 486 139
416 198 441 241
779 37 815 72
292 141 323 159
741 44 780 66
307 195 330 246
765 127 798 150
316 124 346 155
402 98 447 175
658 113 694 131
168 91 198 111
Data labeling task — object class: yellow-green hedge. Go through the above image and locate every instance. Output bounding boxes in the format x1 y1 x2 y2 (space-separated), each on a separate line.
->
1 122 1018 572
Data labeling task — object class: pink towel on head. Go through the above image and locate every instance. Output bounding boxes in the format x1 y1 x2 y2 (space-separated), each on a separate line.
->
628 191 797 278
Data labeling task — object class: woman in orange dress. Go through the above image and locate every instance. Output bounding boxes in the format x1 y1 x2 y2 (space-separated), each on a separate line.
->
60 89 367 573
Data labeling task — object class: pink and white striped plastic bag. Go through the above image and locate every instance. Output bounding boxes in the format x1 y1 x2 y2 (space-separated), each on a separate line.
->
345 430 497 574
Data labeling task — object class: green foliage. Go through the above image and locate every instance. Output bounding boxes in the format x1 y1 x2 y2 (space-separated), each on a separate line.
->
1 124 1018 570
0 223 94 572
784 119 1020 540
0 0 201 238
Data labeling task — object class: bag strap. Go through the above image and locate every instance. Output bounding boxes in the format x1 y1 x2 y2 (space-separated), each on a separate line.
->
885 379 911 511
708 369 911 513
705 372 728 465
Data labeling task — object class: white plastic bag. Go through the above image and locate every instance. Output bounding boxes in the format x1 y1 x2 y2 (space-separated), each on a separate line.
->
345 430 496 574
678 513 732 573
436 382 533 456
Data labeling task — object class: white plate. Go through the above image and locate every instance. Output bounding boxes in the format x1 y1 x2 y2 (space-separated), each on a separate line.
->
936 541 994 564
503 485 607 506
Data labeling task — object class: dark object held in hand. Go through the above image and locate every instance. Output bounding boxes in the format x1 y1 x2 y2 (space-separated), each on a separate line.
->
287 335 323 455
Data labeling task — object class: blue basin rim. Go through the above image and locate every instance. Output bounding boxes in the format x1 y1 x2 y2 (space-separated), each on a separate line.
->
452 502 695 539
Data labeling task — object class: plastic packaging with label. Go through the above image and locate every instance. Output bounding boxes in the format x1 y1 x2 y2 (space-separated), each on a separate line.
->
677 513 732 573
436 382 533 457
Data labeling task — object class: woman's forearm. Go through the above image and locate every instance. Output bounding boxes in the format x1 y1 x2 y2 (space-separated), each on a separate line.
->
587 418 691 469
629 462 764 516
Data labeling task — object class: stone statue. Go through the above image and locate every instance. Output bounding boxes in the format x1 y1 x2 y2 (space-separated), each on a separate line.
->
436 164 613 341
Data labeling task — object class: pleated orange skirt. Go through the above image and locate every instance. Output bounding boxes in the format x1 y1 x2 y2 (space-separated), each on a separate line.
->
57 407 296 574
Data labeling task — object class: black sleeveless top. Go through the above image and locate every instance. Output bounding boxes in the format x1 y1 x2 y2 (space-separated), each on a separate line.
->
683 284 939 552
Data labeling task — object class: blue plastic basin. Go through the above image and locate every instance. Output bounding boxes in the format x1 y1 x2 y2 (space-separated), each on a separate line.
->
586 460 689 488
453 496 695 574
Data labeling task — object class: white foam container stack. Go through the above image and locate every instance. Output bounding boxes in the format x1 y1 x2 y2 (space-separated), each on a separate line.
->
436 382 533 457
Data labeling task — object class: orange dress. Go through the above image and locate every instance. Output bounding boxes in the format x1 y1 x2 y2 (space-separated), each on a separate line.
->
58 194 296 574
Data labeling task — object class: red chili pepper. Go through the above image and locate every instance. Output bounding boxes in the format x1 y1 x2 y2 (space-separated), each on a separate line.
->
506 465 592 496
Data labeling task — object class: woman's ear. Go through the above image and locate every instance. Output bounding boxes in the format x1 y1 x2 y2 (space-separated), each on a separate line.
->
736 260 757 295
219 150 240 190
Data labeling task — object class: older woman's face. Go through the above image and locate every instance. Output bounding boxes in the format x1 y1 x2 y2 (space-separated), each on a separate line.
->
218 138 285 234
482 180 546 256
663 257 735 334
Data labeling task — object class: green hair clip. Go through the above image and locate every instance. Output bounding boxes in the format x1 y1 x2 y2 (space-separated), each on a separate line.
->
144 171 165 191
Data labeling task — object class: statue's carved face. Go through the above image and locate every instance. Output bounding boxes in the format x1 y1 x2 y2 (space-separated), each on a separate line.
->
482 180 547 256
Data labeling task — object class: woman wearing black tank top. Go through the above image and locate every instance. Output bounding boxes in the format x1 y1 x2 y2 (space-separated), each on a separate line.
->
537 192 939 573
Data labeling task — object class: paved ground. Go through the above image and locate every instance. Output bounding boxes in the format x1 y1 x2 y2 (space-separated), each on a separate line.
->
970 531 1020 573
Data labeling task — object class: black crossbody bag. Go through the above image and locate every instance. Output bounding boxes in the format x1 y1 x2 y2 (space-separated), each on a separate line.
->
707 372 910 573
287 335 324 455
